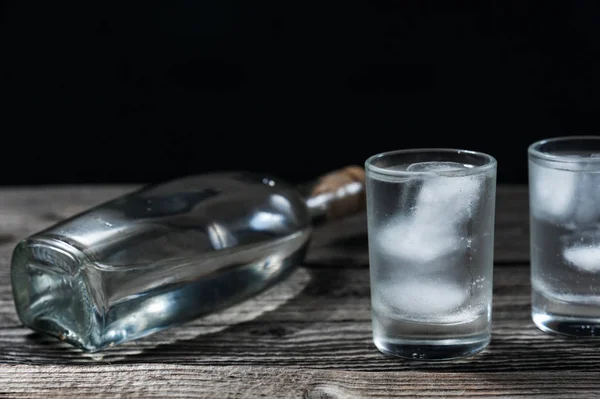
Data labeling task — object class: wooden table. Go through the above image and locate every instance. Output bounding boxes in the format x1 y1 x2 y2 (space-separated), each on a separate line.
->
0 184 595 398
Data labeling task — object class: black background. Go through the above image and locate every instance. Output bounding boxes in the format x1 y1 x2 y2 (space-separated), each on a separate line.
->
1 1 599 186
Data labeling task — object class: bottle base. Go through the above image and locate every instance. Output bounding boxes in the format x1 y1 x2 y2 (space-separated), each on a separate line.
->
11 238 104 352
373 335 490 361
533 310 600 338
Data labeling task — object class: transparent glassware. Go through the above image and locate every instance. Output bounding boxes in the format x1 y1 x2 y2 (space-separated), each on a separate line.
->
11 167 366 352
365 148 497 360
529 136 600 337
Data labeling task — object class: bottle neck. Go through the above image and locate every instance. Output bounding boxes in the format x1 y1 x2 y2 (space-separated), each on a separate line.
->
299 166 366 226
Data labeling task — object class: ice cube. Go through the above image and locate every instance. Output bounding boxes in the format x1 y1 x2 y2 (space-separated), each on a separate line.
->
377 162 481 265
564 245 600 272
530 166 577 222
532 165 600 225
378 217 461 264
406 162 482 224
377 278 470 316
563 229 600 272
415 175 481 223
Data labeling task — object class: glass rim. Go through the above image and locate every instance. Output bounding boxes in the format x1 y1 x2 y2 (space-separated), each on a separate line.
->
365 148 497 178
528 136 600 164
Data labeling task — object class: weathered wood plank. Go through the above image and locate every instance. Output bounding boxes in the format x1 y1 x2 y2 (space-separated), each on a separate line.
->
0 184 530 265
0 364 597 398
2 264 594 373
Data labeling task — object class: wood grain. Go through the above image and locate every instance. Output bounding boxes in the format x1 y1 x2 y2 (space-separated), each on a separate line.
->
1 364 598 398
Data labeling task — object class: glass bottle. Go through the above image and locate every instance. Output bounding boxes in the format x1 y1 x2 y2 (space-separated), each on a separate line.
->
11 166 365 352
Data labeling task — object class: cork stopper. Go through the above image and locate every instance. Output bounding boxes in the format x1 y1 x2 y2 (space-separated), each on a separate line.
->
306 165 366 221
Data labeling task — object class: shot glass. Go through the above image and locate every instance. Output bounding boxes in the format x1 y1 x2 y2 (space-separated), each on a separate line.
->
529 136 600 337
365 148 497 360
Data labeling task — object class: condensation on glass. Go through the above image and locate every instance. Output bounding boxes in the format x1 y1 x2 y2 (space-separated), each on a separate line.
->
365 148 497 360
529 136 600 337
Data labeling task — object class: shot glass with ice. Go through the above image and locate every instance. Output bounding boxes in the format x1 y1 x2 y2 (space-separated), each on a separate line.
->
365 149 497 360
529 136 600 337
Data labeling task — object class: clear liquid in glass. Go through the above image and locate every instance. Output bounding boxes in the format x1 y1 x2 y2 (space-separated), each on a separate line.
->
530 151 600 336
367 161 496 360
